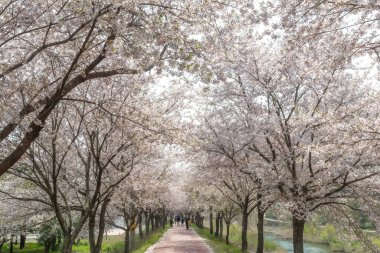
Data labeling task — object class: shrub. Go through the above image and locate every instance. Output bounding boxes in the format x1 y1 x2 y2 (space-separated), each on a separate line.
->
320 224 338 244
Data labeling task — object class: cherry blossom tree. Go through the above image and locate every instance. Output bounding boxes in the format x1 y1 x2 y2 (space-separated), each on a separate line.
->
186 176 240 244
0 195 51 253
186 127 259 252
106 151 172 253
201 37 380 253
183 2 380 251
1 2 380 253
0 0 228 176
0 76 173 253
272 0 380 61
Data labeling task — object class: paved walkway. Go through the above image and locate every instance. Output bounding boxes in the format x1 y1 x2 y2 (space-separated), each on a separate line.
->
145 226 214 253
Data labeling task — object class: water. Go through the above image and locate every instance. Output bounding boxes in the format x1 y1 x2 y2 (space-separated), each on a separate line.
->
265 234 333 253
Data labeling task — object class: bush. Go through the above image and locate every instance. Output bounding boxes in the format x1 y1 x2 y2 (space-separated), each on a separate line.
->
320 224 338 244
304 224 318 237
264 240 278 251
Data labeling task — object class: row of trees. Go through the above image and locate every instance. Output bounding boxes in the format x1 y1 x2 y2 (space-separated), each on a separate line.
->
0 0 225 176
1 1 380 253
184 1 380 253
0 75 177 253
0 0 218 252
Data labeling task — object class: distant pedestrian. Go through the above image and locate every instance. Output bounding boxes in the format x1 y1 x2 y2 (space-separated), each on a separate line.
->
185 217 190 229
170 218 173 227
181 217 184 226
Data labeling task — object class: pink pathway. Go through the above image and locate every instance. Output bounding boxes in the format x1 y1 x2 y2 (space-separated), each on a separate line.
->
145 226 214 253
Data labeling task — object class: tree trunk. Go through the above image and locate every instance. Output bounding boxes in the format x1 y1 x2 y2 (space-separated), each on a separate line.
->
44 241 51 253
20 235 26 249
292 217 305 253
145 212 150 235
256 209 264 253
88 214 97 253
215 213 219 237
138 213 143 239
219 215 223 239
195 212 201 228
93 200 109 253
51 235 58 251
61 236 74 253
226 223 230 244
87 199 110 253
209 206 213 235
130 230 136 250
150 214 154 232
9 237 13 253
0 241 5 253
124 230 130 253
162 207 166 230
241 207 249 252
155 216 160 229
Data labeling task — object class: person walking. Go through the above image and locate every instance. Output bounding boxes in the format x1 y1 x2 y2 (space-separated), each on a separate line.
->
180 217 184 226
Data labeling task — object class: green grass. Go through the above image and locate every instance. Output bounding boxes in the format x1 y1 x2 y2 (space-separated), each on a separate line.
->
193 225 241 253
268 223 380 253
0 227 168 253
194 224 284 253
1 243 43 253
303 223 380 253
132 227 169 253
263 240 281 252
203 220 284 253
202 217 380 253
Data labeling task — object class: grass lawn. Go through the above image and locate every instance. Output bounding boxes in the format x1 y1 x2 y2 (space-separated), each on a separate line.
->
0 228 168 253
193 225 241 253
0 243 43 253
132 227 168 253
194 224 285 253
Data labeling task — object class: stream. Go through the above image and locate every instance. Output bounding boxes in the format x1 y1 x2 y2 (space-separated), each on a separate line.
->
265 233 333 253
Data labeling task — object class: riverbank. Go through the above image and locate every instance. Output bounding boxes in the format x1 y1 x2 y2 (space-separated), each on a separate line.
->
265 224 379 253
203 218 378 253
194 225 286 253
